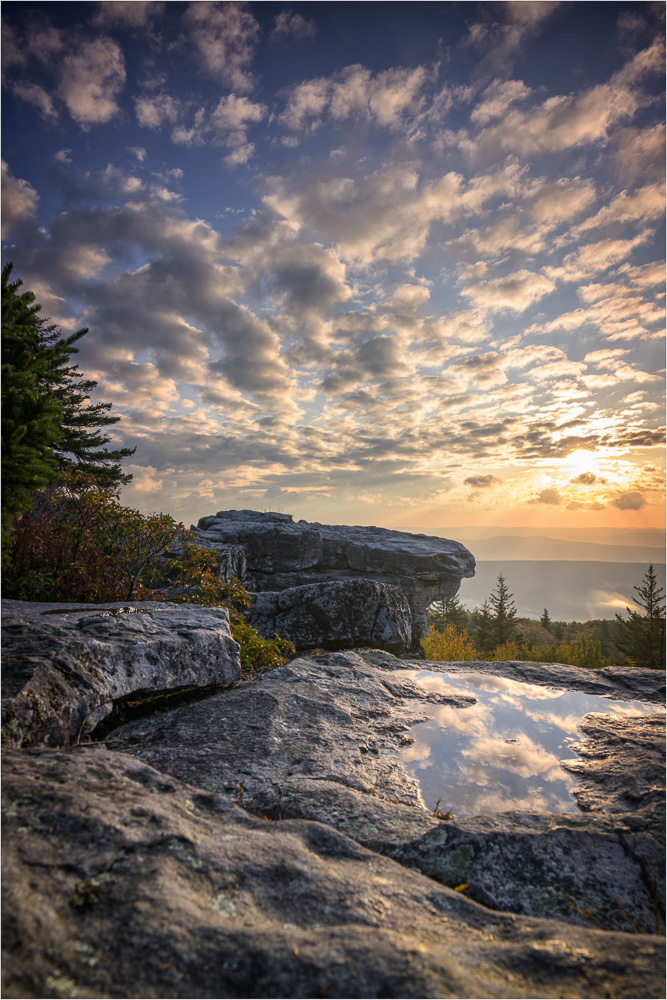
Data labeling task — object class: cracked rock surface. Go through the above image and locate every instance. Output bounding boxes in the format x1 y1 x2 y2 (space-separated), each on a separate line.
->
2 747 664 1000
249 578 413 654
114 649 665 936
1 600 241 748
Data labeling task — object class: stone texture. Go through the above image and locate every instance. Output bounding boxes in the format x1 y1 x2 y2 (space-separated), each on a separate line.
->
1 600 241 749
113 650 443 846
192 510 475 646
3 746 664 1000
249 578 413 654
390 811 665 935
113 649 665 935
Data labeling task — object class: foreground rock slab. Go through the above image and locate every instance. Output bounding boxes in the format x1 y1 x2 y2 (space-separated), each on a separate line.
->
1 600 240 748
115 650 665 934
193 510 475 646
3 747 664 1000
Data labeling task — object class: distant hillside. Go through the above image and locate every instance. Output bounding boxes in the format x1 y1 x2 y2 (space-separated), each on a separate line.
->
397 526 666 562
456 535 665 563
457 561 667 622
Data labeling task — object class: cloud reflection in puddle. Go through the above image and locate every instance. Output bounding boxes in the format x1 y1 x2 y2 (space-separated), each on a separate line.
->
397 669 662 818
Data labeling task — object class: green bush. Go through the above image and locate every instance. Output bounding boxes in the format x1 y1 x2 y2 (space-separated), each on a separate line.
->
3 474 295 672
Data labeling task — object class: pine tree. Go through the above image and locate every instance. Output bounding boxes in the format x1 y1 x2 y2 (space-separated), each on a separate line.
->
540 608 552 631
40 322 135 487
1 265 64 541
487 573 519 649
470 600 495 655
2 264 134 505
428 595 469 632
615 564 666 669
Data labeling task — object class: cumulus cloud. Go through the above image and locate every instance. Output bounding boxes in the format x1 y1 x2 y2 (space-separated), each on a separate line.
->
280 64 428 132
532 488 562 505
464 475 500 488
10 81 58 120
612 491 647 510
183 1 260 92
211 93 265 163
271 10 316 40
570 472 597 485
135 92 181 128
93 2 164 28
465 1 561 75
460 40 664 159
1 160 39 239
59 36 126 126
460 269 556 313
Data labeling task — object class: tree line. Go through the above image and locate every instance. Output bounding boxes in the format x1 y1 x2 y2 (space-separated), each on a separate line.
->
424 568 666 670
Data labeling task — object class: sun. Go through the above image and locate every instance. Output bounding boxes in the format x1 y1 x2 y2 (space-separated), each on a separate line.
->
561 449 602 478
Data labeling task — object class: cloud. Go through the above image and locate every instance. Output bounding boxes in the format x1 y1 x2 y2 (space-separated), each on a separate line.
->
1 160 39 239
265 164 466 263
58 36 126 126
460 40 664 159
465 2 561 75
460 269 556 313
532 488 562 505
612 491 647 510
121 464 163 492
135 92 181 128
211 93 266 163
613 123 665 185
573 182 665 234
183 1 260 92
471 78 531 125
570 472 597 485
271 10 316 41
10 81 58 120
93 2 164 28
280 64 428 133
464 475 500 488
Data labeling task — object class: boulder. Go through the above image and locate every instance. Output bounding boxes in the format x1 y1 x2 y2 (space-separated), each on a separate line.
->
1 600 241 749
2 746 664 1000
113 649 665 935
191 510 475 647
249 579 413 654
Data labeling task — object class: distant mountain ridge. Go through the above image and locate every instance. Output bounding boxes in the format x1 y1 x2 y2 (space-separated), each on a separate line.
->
396 526 665 563
455 535 665 563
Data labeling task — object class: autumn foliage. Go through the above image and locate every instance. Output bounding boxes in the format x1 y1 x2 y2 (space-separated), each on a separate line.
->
3 474 294 672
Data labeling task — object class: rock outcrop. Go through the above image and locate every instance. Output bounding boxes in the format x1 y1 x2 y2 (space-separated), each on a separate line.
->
1 600 241 748
113 648 666 936
249 579 413 654
192 510 475 650
3 746 664 1000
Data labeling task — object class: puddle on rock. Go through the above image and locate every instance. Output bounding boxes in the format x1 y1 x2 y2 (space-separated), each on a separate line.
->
397 669 665 819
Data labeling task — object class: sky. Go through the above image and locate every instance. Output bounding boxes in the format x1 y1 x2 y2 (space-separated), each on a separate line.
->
2 1 665 536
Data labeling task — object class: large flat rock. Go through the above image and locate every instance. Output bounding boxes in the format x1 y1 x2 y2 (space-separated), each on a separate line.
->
113 649 665 934
2 746 664 999
192 510 475 645
1 600 241 748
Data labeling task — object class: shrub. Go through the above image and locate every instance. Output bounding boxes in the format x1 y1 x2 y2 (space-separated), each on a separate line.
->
3 475 295 672
421 624 478 661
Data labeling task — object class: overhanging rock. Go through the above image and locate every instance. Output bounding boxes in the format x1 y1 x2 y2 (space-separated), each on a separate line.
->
192 510 475 649
1 600 241 748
